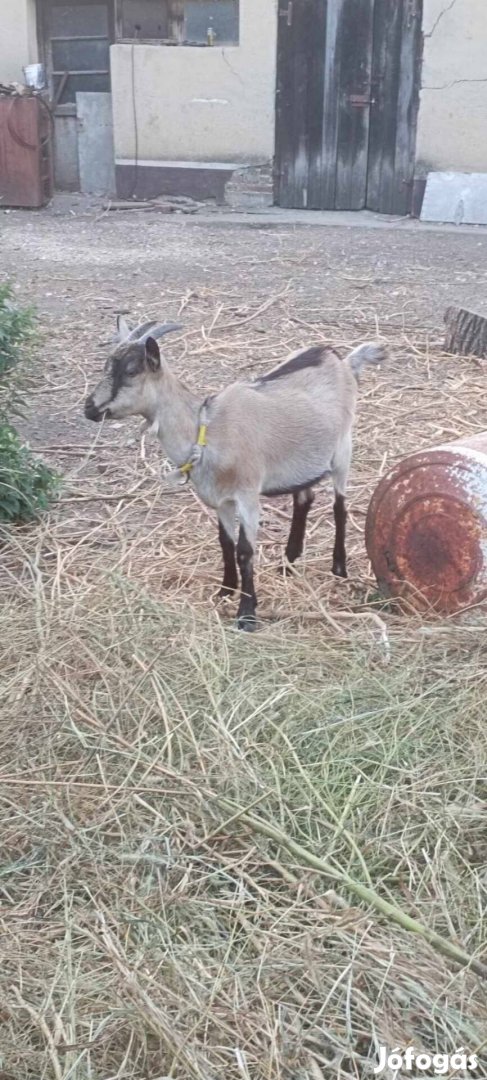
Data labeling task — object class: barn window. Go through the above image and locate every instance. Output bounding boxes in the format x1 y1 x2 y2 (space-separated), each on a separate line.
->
184 1 239 43
119 0 169 38
38 1 113 105
118 0 239 44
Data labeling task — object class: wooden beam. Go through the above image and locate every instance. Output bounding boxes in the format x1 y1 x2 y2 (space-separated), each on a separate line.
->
168 0 184 43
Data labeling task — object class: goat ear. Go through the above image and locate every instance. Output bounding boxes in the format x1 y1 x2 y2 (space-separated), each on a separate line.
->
117 315 132 342
145 336 161 371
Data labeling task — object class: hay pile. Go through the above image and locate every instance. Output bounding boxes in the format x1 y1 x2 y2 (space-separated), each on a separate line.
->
1 533 486 1078
1 263 487 1077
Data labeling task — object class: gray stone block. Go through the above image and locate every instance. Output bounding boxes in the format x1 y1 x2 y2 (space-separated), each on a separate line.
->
77 92 115 196
421 171 487 225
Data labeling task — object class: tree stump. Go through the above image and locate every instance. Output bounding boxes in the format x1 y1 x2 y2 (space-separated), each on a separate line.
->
444 306 487 358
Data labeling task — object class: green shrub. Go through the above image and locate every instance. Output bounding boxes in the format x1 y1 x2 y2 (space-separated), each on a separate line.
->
0 282 35 418
0 424 58 522
0 283 58 524
0 282 35 377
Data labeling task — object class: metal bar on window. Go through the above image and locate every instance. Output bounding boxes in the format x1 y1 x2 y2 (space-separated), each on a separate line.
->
117 38 174 45
50 36 110 42
52 69 110 76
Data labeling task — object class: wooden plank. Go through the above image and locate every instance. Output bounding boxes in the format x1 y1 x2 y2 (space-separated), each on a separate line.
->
367 0 422 215
306 0 327 209
392 0 423 215
275 0 327 210
320 0 373 210
168 1 185 43
274 0 296 207
367 0 403 214
319 0 341 208
288 1 311 207
334 0 374 210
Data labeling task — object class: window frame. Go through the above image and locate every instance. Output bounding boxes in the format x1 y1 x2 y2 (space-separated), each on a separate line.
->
37 0 115 109
114 0 239 47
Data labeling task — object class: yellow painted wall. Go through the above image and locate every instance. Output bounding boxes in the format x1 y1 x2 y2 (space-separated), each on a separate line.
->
111 0 278 163
417 0 487 172
0 0 37 85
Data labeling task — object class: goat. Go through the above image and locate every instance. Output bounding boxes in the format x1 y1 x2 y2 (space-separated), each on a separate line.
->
85 317 385 630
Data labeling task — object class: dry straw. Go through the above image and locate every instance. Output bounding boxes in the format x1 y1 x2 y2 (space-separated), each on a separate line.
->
1 283 487 1078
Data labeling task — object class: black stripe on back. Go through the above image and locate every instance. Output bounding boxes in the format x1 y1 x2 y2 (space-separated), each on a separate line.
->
256 346 325 384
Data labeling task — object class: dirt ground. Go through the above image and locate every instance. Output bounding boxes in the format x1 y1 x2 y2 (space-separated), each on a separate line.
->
2 199 487 616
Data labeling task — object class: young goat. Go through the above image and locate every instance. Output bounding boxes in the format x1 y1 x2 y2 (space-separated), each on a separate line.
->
85 317 385 630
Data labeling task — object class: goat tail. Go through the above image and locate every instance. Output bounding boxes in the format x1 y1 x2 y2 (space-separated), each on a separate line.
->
346 342 386 378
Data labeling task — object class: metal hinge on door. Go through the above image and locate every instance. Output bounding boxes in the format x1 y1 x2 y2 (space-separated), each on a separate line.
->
279 2 293 26
348 93 375 107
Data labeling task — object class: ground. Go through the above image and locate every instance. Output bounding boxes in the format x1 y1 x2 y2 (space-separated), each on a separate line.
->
2 198 487 612
1 201 487 1080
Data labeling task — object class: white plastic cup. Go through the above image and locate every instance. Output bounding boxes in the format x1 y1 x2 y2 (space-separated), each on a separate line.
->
23 64 46 90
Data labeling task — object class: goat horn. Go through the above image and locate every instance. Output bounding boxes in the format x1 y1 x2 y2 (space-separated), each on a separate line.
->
126 320 160 342
138 322 183 342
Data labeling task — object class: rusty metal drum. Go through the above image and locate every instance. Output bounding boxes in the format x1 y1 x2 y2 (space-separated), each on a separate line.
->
365 432 487 613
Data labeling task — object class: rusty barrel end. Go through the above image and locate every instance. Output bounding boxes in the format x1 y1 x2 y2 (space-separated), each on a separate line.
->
365 433 487 613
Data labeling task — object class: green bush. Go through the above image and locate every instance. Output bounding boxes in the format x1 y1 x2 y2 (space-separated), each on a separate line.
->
0 283 58 524
0 282 34 377
0 424 58 522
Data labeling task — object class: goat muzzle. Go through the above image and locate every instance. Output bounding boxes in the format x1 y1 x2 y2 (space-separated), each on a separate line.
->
84 395 110 422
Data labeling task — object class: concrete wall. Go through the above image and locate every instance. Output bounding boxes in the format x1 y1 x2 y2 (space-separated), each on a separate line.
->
111 0 278 164
417 0 487 173
0 0 37 85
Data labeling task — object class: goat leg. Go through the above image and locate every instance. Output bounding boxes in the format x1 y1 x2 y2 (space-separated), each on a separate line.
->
281 488 315 575
217 519 238 598
236 524 257 631
332 493 347 578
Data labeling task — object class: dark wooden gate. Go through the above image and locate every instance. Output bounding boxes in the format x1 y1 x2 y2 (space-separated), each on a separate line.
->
275 0 423 214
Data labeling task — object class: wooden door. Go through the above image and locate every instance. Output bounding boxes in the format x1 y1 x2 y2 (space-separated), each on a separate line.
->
274 0 423 214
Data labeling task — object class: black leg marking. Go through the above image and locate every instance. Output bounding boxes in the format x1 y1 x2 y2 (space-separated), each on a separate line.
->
332 493 347 578
218 520 238 598
236 525 257 631
283 489 315 571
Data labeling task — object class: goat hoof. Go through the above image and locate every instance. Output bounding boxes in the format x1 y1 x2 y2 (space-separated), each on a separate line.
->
277 561 295 578
218 584 236 599
237 613 257 632
332 563 348 579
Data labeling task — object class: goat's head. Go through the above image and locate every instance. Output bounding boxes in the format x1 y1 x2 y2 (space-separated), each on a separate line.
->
84 316 181 423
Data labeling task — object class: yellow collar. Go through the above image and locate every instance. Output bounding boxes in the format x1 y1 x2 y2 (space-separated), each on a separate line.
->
179 422 207 475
